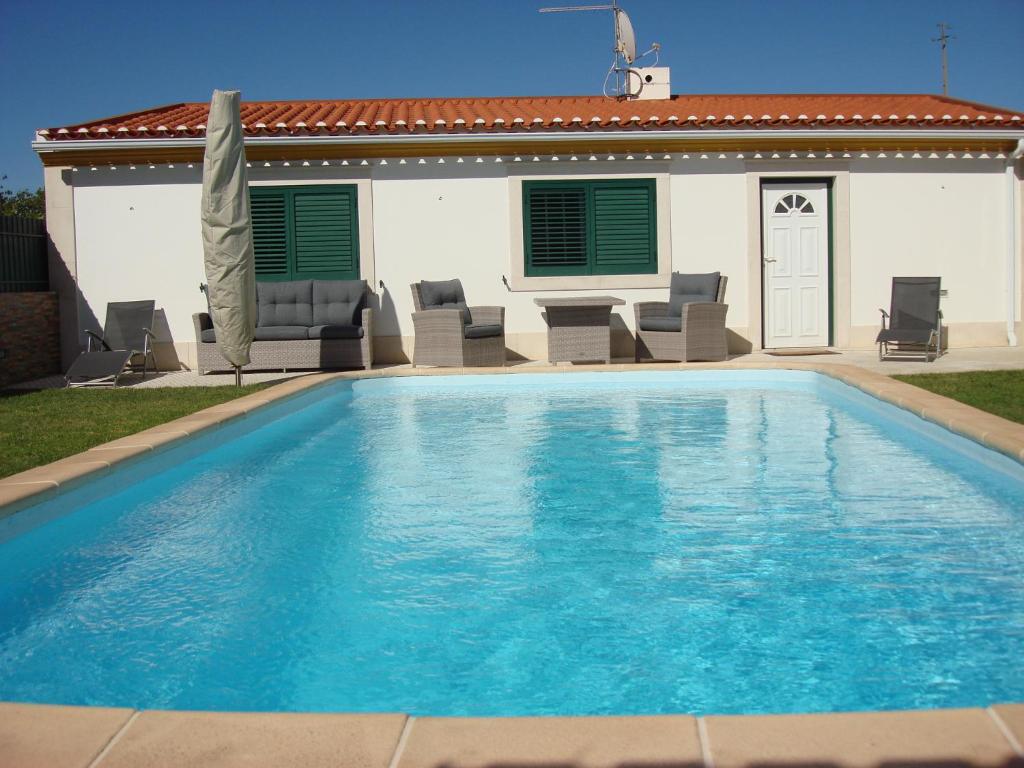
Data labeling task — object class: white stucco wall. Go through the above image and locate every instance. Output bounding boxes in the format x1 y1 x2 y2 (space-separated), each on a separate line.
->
848 158 1011 344
60 154 1018 367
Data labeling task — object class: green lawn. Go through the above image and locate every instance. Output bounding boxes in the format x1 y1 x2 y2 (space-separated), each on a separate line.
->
0 384 271 479
893 370 1024 425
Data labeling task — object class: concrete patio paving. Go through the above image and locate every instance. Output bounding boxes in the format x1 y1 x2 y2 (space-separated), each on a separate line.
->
7 345 1024 390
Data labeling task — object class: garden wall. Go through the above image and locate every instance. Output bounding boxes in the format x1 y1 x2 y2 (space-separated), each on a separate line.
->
0 292 60 388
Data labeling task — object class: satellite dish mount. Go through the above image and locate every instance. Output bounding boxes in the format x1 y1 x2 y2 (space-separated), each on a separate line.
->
539 1 660 99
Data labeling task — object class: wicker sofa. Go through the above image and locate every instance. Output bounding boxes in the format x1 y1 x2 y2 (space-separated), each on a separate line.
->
634 272 729 362
193 279 373 373
410 279 506 367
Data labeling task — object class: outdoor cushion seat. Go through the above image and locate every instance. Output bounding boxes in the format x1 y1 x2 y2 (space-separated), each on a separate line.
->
257 280 314 327
637 316 682 333
254 326 310 341
669 272 721 317
200 328 217 343
313 279 366 327
308 324 364 340
419 279 473 324
463 323 503 339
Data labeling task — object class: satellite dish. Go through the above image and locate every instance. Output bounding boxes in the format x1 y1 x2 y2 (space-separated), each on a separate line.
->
538 0 659 99
614 7 636 64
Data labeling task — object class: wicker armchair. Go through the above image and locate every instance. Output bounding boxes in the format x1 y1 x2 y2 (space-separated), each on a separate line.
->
410 280 506 367
635 273 729 362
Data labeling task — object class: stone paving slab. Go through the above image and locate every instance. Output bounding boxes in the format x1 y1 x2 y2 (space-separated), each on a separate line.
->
95 710 408 768
703 708 1021 768
0 702 134 768
394 715 703 768
992 704 1024 753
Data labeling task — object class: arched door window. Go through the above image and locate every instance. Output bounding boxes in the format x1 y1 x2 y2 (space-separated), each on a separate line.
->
773 193 815 215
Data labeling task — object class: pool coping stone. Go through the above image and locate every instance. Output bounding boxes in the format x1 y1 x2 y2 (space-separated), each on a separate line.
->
1 361 1023 766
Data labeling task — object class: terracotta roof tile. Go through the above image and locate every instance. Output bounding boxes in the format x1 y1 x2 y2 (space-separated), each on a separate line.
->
39 94 1024 140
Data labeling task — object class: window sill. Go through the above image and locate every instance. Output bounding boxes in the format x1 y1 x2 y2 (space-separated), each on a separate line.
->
508 273 671 292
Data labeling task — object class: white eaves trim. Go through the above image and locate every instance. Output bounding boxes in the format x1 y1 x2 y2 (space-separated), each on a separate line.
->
31 128 1024 155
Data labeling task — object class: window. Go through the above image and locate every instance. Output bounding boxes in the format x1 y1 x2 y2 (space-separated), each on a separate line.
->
250 185 359 281
523 179 657 276
773 193 814 215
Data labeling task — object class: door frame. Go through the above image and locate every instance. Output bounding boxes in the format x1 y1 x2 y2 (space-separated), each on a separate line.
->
744 163 851 352
759 177 834 348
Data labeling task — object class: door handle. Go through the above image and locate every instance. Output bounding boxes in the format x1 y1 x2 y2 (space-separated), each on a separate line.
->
763 257 776 263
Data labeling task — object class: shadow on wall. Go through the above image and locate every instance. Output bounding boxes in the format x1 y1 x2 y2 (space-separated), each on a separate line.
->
372 281 409 364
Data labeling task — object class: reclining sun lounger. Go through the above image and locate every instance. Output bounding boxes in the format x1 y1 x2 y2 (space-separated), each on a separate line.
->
65 300 157 387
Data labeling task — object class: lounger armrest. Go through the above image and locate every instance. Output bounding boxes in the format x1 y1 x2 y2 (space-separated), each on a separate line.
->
470 305 504 327
412 308 465 334
634 301 671 323
192 312 213 343
361 307 374 368
85 329 111 352
681 301 729 327
878 308 889 330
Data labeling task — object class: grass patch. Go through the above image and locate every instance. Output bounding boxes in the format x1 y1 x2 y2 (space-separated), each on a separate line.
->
893 370 1024 425
0 383 272 479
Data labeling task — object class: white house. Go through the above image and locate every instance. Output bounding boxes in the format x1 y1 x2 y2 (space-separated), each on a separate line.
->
33 91 1024 369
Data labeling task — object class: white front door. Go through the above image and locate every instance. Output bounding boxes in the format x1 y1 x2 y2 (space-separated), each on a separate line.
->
761 182 830 348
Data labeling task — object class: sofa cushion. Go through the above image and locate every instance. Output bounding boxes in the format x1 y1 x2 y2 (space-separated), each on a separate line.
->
419 279 472 325
464 323 503 339
200 328 217 343
669 272 720 317
257 280 313 327
308 324 365 340
254 326 310 341
313 279 366 327
638 316 682 333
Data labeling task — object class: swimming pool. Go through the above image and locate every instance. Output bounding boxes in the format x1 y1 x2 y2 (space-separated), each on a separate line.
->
1 370 1022 715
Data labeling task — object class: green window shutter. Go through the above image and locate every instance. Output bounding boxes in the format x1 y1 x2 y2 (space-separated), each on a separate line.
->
592 181 657 275
524 183 589 276
292 188 358 279
523 179 656 277
248 185 359 281
250 190 289 278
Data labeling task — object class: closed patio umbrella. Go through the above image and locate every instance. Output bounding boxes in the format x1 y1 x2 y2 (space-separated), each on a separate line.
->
201 89 256 386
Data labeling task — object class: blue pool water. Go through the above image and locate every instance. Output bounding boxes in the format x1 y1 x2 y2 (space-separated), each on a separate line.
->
1 371 1023 715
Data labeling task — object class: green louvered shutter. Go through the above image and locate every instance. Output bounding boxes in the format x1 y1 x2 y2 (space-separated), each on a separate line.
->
250 189 289 278
249 185 359 281
293 187 359 279
524 183 589 276
592 180 657 275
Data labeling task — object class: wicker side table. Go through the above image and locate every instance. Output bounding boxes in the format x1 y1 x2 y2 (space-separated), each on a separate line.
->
533 296 626 363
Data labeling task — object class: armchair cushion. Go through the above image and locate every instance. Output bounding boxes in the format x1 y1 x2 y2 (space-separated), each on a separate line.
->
669 272 720 317
420 279 472 325
313 279 366 327
254 326 310 341
257 280 314 327
464 323 503 339
308 324 365 340
200 328 217 343
638 316 682 333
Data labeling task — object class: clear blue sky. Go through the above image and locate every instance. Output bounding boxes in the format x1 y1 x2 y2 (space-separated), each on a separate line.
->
2 0 1022 191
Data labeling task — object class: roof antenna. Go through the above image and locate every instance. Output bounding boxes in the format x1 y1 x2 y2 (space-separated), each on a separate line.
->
931 22 955 96
539 1 660 99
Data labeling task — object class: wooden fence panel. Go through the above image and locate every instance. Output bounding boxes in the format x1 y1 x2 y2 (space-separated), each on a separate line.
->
0 215 48 292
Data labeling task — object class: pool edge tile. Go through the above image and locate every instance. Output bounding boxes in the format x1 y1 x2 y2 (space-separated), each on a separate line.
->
0 702 135 768
94 710 408 768
990 705 1024 755
394 715 702 767
703 708 1019 768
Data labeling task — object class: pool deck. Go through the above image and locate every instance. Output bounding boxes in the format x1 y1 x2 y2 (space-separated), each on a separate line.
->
2 357 1024 767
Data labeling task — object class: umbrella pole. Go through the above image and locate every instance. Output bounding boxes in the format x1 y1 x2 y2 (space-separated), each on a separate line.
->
234 365 242 387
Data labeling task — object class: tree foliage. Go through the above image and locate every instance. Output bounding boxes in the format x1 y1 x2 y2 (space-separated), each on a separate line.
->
0 175 45 219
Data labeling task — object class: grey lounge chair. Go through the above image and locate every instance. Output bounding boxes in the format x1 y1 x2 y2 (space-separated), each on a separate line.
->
635 272 729 362
876 277 943 362
66 300 157 387
410 280 505 367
